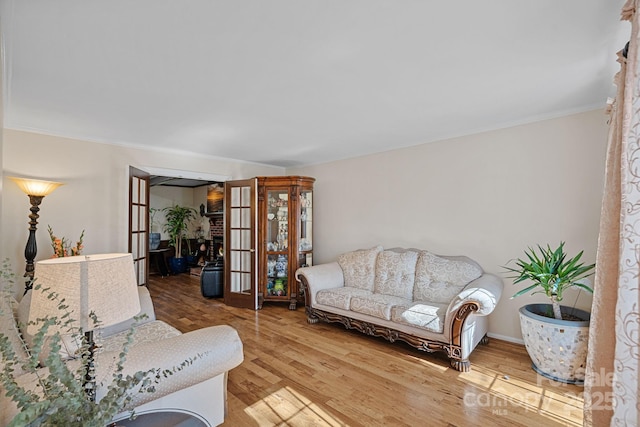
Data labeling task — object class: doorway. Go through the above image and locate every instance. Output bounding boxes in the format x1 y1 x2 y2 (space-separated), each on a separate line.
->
128 166 230 285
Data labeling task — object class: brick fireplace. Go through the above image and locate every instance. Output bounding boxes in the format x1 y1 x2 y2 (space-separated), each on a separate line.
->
208 213 224 263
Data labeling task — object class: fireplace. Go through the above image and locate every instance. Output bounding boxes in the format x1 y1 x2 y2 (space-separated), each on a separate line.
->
208 213 224 263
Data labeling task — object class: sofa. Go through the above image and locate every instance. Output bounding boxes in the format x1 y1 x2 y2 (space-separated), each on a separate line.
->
0 286 244 426
295 246 503 371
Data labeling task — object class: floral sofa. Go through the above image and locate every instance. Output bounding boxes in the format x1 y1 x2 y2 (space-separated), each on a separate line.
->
0 286 244 426
295 246 503 371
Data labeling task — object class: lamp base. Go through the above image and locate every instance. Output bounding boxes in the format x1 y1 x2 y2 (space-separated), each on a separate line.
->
84 330 96 401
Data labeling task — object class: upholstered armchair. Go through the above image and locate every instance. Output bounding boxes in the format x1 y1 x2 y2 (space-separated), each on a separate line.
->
0 286 244 426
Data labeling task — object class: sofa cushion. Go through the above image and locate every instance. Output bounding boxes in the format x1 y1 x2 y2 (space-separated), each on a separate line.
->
374 250 418 299
337 245 383 291
391 301 448 334
350 293 410 320
316 287 372 310
414 251 483 304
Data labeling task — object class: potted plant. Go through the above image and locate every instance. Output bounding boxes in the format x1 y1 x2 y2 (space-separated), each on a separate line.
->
162 205 197 274
504 242 595 384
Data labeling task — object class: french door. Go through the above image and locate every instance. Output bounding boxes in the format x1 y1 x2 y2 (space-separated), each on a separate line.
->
129 166 150 286
224 179 258 309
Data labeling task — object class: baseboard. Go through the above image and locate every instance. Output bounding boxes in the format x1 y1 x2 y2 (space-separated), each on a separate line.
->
487 332 524 345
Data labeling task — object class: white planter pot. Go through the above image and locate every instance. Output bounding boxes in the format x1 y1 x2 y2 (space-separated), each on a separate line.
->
519 303 590 384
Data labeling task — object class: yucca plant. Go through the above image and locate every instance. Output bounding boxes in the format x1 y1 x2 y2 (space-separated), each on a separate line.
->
504 242 595 320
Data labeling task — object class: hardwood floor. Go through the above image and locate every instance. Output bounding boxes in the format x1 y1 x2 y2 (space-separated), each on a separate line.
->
147 273 584 427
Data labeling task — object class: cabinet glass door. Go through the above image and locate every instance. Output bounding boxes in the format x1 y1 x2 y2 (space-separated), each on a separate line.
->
266 190 289 297
298 190 313 267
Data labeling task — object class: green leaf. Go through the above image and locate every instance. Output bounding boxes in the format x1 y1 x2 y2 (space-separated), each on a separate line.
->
503 242 595 304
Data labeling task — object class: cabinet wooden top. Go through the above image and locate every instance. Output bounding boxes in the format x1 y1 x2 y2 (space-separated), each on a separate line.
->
255 176 315 186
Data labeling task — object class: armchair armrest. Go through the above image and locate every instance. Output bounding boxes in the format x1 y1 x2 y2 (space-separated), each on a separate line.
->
295 262 344 306
0 325 243 426
447 273 503 316
95 325 244 410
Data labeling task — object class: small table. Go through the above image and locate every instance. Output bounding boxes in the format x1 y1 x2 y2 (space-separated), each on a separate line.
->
112 410 206 426
149 249 170 277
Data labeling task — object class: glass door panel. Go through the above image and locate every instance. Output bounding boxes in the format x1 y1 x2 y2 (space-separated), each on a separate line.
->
266 190 288 252
266 254 288 297
299 190 312 262
265 189 289 301
129 166 150 286
224 179 257 309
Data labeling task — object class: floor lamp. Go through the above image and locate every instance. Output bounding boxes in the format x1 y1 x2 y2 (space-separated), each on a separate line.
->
29 253 141 400
9 177 63 292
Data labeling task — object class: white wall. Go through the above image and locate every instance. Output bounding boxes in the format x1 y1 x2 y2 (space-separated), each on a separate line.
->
2 109 609 340
289 109 608 341
1 129 284 294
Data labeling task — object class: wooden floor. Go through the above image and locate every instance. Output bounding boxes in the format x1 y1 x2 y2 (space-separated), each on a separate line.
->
147 273 584 427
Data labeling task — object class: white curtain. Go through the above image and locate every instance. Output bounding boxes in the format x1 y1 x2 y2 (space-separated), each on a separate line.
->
584 1 640 426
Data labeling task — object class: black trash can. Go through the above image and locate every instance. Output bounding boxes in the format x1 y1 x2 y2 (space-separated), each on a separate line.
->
201 262 224 298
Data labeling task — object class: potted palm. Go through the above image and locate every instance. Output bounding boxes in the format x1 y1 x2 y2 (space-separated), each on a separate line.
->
162 205 197 273
504 242 595 384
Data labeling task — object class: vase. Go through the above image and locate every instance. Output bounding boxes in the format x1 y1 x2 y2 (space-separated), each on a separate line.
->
274 278 286 296
275 255 287 278
267 259 276 276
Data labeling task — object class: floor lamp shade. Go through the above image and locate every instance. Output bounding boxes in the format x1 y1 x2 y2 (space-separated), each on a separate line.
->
28 253 141 335
9 177 62 197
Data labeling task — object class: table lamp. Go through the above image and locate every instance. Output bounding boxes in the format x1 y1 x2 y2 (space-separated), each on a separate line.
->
28 253 142 399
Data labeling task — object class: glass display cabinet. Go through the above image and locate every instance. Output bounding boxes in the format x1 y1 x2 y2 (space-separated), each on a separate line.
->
257 176 314 309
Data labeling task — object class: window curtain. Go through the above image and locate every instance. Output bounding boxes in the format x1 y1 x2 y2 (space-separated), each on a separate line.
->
584 1 639 426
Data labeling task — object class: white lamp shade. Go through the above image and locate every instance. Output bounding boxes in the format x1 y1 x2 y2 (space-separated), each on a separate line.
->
28 253 141 334
9 177 63 196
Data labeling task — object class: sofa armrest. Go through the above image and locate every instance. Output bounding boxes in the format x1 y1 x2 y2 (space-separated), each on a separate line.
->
95 324 244 410
447 273 503 317
442 273 503 362
295 262 344 306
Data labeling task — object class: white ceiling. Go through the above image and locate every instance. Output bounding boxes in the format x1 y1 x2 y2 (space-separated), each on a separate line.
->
1 1 630 167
